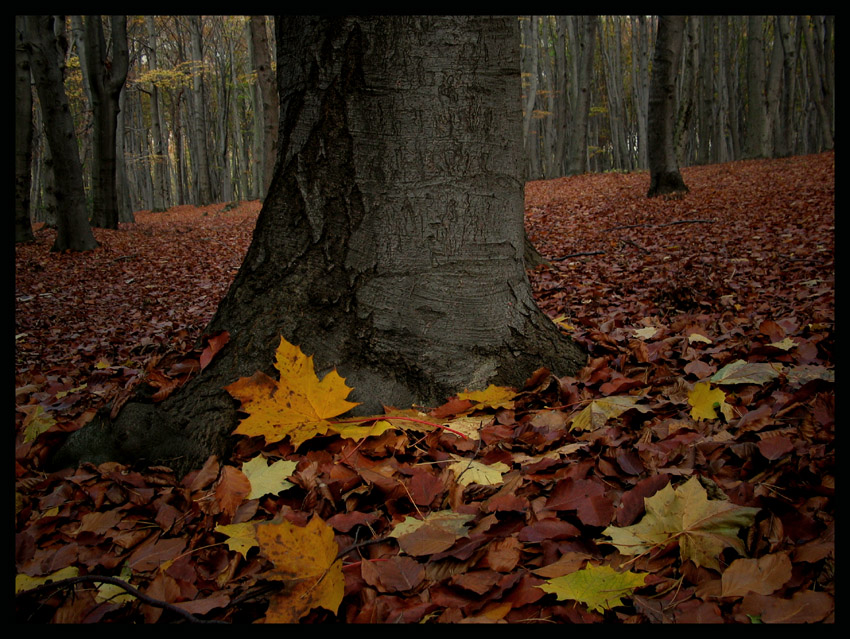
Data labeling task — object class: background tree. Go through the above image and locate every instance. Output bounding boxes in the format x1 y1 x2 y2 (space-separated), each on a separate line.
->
248 15 278 198
52 15 586 475
646 15 688 197
81 15 129 229
24 15 98 252
15 16 36 244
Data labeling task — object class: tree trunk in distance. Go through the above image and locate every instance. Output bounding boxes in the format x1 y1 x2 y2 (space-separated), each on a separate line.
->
51 15 586 476
15 16 35 243
646 15 689 197
24 16 98 252
84 16 129 229
249 16 279 197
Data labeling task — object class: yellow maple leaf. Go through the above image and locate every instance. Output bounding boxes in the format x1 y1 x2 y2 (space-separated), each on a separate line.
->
214 522 259 557
255 515 343 623
224 337 360 448
688 381 733 421
457 384 517 410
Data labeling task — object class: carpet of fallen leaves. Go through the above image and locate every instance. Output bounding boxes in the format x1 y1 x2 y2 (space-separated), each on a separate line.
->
15 152 834 623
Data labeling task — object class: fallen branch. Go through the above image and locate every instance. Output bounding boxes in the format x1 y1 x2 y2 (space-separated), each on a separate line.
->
552 250 606 261
16 575 228 624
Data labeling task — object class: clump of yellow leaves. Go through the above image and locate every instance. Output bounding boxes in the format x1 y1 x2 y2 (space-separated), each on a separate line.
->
224 337 360 448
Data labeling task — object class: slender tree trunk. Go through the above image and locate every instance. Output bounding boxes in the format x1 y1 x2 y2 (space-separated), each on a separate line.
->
775 16 797 158
744 16 768 159
802 16 833 151
565 16 597 175
631 16 652 169
24 16 98 251
16 16 35 243
145 16 170 211
52 15 586 476
646 16 688 197
187 16 213 205
83 16 129 229
249 16 279 198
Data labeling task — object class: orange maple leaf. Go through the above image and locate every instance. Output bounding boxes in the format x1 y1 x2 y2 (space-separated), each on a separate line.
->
224 337 359 447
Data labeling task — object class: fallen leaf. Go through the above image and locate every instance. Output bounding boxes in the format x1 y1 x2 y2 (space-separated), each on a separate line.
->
721 552 792 597
538 563 647 613
602 476 760 571
456 384 517 410
710 360 781 385
688 382 733 421
224 336 360 447
570 396 650 432
241 456 297 500
214 522 259 557
255 515 343 623
390 510 475 556
199 331 229 370
447 456 509 487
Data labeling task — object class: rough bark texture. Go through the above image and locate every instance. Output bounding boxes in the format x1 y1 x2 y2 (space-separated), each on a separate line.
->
52 16 586 477
646 16 689 197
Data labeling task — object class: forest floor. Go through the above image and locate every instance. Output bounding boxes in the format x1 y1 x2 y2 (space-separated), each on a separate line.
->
15 151 834 623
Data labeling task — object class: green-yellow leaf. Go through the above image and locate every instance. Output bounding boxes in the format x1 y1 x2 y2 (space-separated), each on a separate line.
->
95 563 135 604
224 336 360 448
688 382 733 421
20 405 56 443
602 476 760 571
241 456 297 500
215 522 260 557
16 566 79 593
329 419 393 441
710 360 781 385
538 563 646 613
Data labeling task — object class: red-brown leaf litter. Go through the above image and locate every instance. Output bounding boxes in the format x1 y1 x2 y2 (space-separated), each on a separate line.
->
15 152 833 623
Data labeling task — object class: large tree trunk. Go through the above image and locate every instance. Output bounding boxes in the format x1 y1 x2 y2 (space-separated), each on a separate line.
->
24 15 98 252
646 15 689 197
52 16 585 477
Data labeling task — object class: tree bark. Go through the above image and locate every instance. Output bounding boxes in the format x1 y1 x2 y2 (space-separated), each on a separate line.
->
24 16 98 252
145 16 171 211
83 16 129 229
187 16 213 205
565 16 597 176
52 15 586 476
646 16 688 197
249 16 279 198
15 16 36 243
